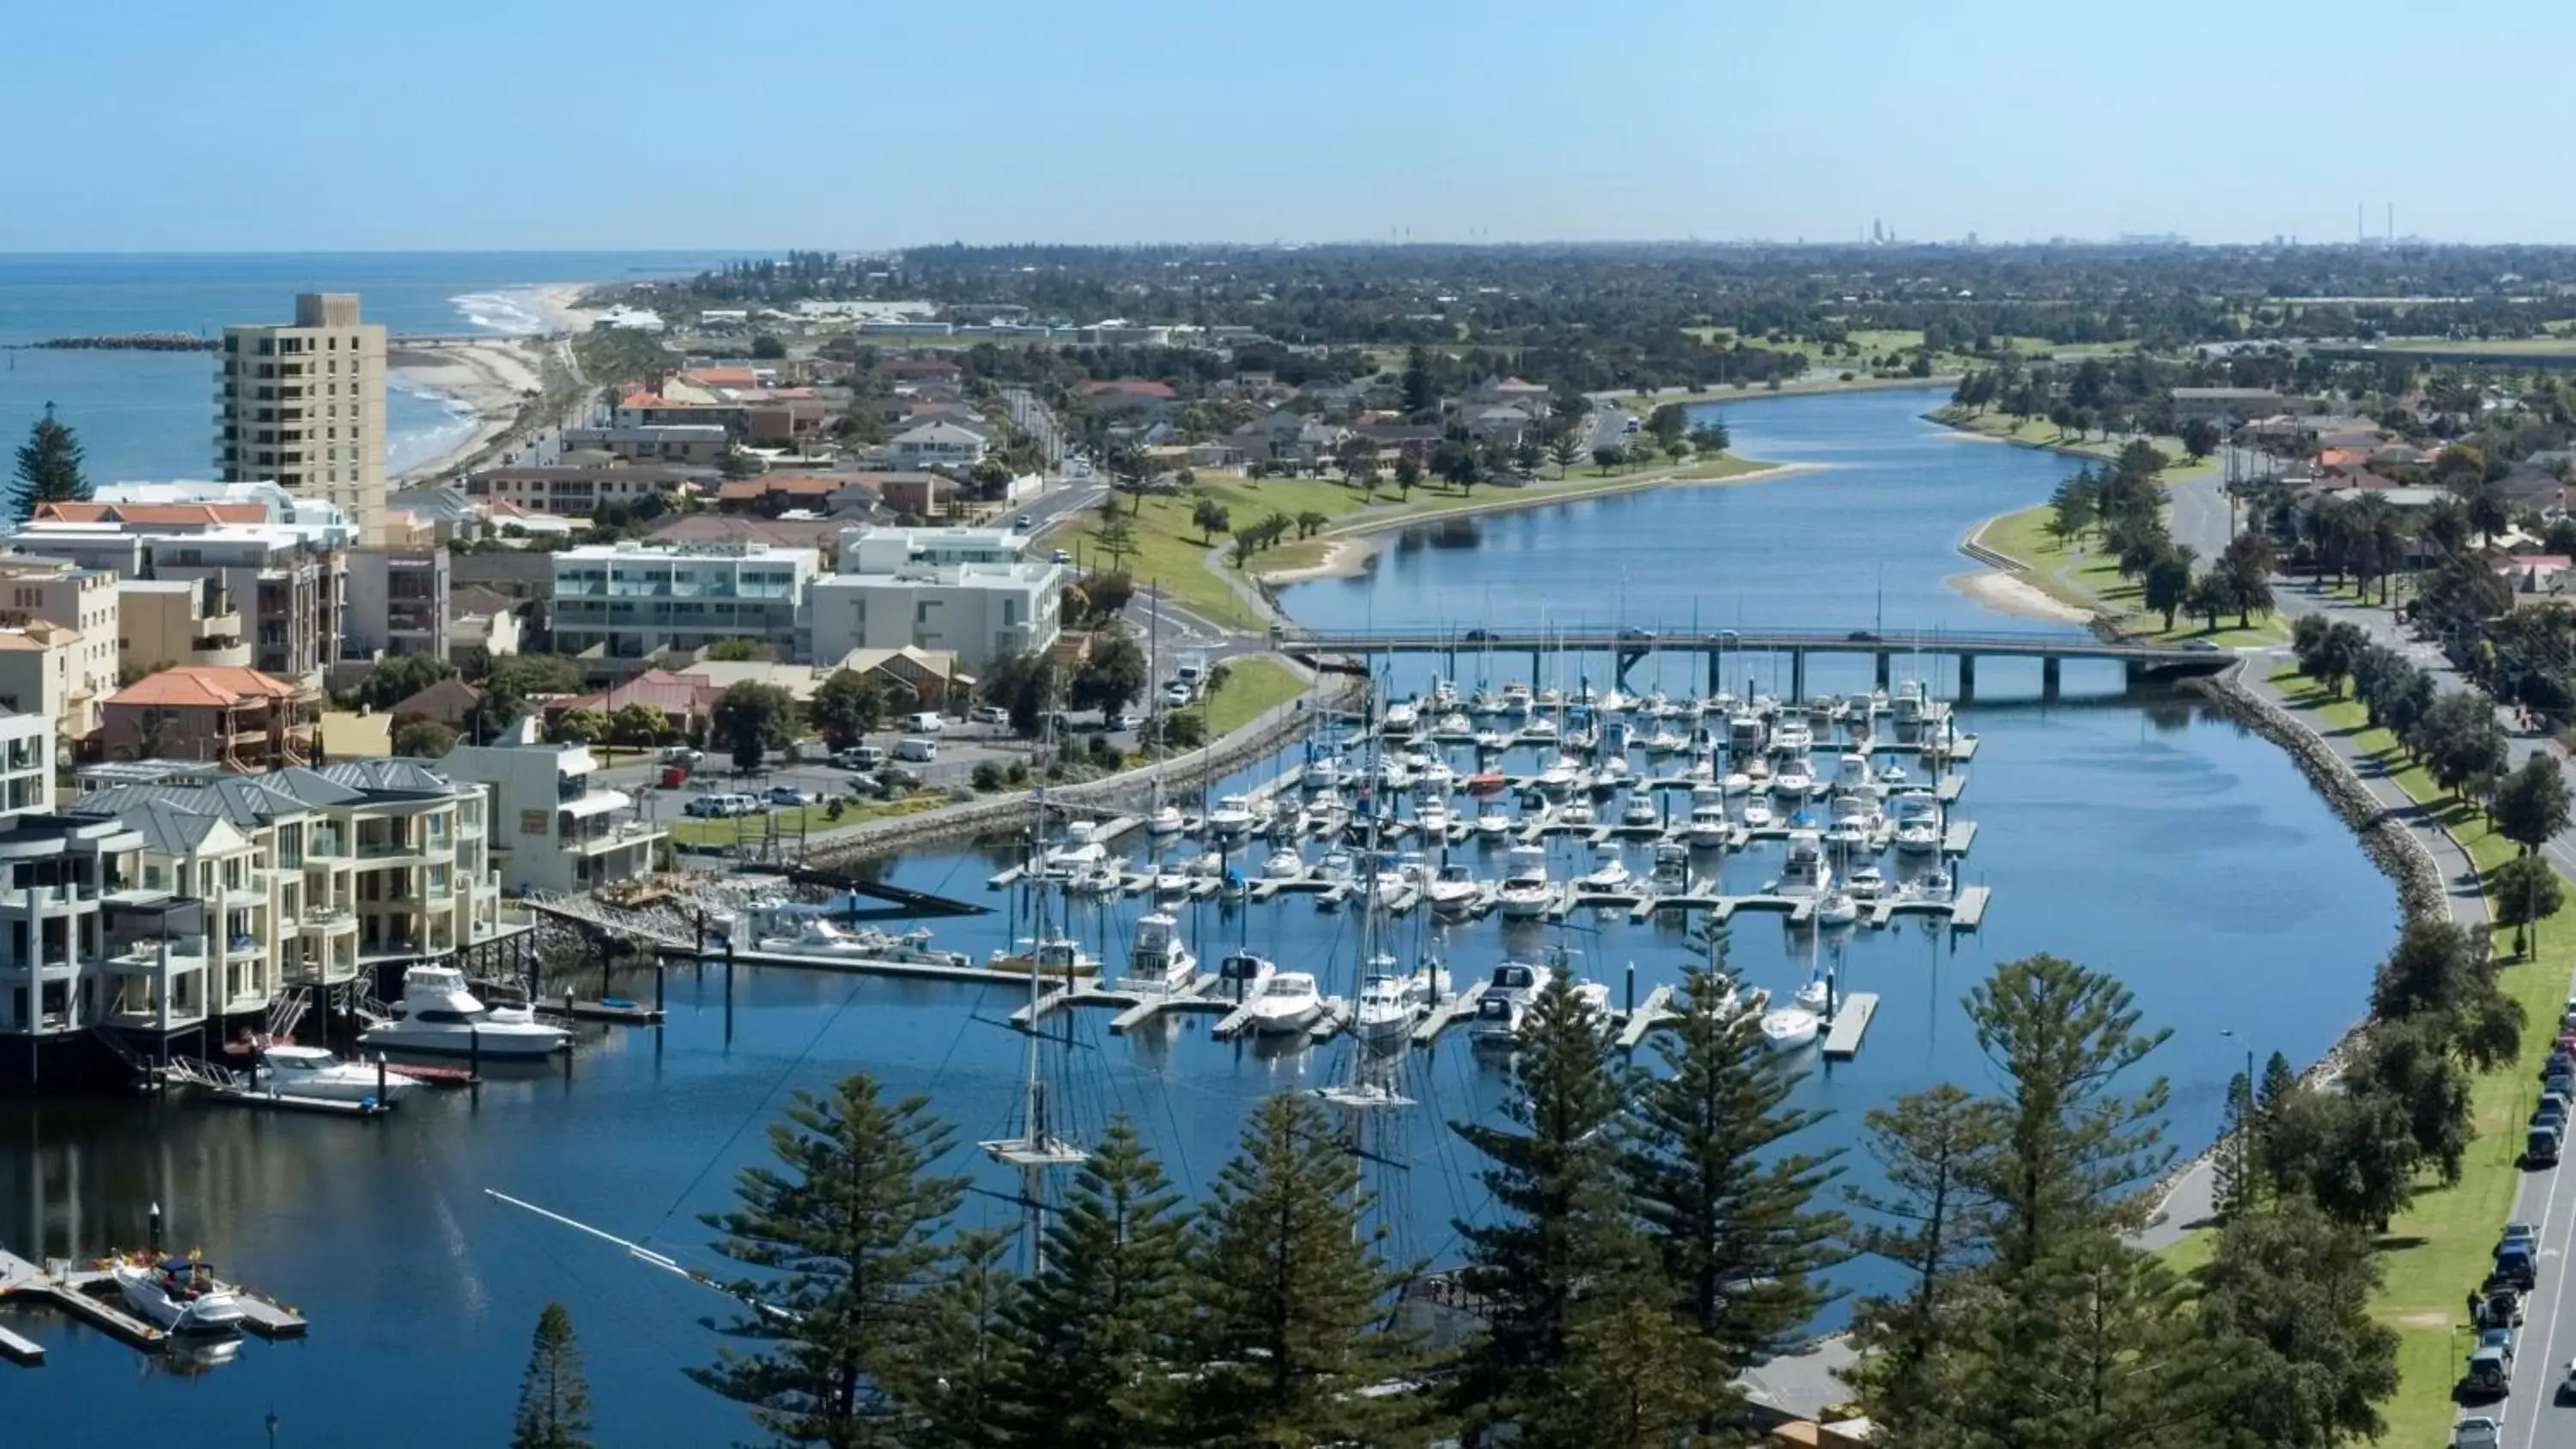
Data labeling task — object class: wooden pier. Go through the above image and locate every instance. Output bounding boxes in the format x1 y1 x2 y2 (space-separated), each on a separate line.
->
1821 992 1880 1059
1410 987 1483 1045
0 1249 307 1361
1613 985 1678 1050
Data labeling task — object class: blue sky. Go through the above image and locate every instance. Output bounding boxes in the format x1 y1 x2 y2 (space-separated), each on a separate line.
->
6 0 2567 251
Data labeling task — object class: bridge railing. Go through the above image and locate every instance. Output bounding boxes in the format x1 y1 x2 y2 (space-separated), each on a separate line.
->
1267 622 2215 662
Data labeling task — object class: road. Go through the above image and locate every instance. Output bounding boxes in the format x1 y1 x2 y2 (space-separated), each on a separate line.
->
2166 464 2576 1446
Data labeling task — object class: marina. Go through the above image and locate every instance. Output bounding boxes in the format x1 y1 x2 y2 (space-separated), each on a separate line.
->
0 1247 308 1362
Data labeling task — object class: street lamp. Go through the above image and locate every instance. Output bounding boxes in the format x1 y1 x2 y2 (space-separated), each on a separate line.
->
2220 1028 2257 1211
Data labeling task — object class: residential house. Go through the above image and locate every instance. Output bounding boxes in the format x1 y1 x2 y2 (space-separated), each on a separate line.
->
12 512 348 688
391 676 483 730
439 717 664 894
829 646 963 710
550 669 720 739
890 421 989 470
2170 387 2293 425
1464 403 1541 448
100 665 318 772
549 541 821 663
558 425 734 466
647 514 854 563
871 472 959 518
465 462 709 517
714 476 848 516
1079 379 1181 419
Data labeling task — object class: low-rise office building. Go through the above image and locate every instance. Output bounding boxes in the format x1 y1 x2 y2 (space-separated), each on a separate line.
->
806 524 1062 670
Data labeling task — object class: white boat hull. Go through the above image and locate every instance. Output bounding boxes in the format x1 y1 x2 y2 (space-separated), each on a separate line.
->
114 1266 245 1333
357 1022 567 1059
1247 1003 1325 1036
251 1066 416 1103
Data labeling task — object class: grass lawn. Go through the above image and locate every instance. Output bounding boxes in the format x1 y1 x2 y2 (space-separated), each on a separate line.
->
2382 336 2576 356
1969 503 2288 648
665 795 943 849
1203 656 1306 737
1941 409 2221 485
2262 668 2572 1446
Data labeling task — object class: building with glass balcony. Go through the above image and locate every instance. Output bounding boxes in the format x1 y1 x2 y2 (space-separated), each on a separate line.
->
440 717 667 894
549 540 820 662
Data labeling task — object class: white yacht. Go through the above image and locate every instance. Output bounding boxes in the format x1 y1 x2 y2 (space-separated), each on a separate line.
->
1771 756 1815 799
987 934 1099 978
1559 798 1595 826
1642 725 1687 755
1619 792 1660 829
1072 863 1125 897
1262 846 1307 879
1474 803 1514 839
1877 761 1911 788
1301 755 1346 791
112 1258 245 1334
1415 797 1454 840
1214 950 1276 1002
1795 977 1835 1013
1577 843 1632 891
358 967 569 1058
1595 753 1631 784
1722 767 1753 796
1425 861 1483 912
1244 972 1326 1036
1771 717 1814 755
1501 682 1534 717
1830 754 1877 797
1815 891 1860 927
1498 844 1553 919
1039 821 1107 877
1435 711 1474 737
1417 759 1456 796
1776 830 1832 900
1648 842 1690 893
1760 1007 1822 1052
251 1046 417 1105
1354 966 1449 1040
1741 798 1776 829
1207 794 1258 837
1121 912 1199 994
1904 868 1956 902
1847 863 1886 901
1534 757 1581 798
1688 789 1732 846
758 916 882 956
1469 686 1504 716
1473 729 1514 752
1315 848 1357 885
1146 801 1186 836
1891 791 1941 854
1727 712 1766 755
1151 864 1191 898
1264 797 1308 840
1382 700 1421 735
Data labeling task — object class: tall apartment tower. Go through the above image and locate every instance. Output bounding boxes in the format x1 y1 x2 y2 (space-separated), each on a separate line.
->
218 293 388 542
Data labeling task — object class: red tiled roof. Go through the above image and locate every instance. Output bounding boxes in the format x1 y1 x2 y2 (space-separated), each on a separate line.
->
556 668 719 717
109 665 301 708
34 501 267 526
682 367 757 389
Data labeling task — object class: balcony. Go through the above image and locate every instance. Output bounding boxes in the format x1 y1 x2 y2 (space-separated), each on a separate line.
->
283 954 359 987
564 819 665 854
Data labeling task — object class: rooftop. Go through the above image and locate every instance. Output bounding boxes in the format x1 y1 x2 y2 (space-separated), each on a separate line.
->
108 665 304 710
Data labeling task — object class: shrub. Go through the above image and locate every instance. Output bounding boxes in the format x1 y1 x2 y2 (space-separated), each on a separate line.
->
970 761 1005 791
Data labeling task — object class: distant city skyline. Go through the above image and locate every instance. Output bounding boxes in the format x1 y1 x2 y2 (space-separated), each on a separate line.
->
11 0 2573 252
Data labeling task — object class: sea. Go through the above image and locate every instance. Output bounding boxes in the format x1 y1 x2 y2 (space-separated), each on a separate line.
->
0 368 2401 1442
0 252 738 484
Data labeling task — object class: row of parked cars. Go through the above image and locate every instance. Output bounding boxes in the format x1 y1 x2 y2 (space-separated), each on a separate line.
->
681 785 823 818
2451 997 2576 1446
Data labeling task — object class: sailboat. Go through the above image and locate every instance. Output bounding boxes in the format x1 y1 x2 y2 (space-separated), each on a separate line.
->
980 778 1088 1269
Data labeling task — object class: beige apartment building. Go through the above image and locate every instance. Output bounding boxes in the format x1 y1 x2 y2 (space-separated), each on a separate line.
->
0 555 121 745
218 293 388 541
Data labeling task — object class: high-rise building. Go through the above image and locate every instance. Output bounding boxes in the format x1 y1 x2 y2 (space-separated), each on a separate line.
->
217 293 388 542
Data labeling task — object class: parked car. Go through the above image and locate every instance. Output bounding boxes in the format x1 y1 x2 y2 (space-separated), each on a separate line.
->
840 745 886 771
1052 548 1072 564
684 792 761 818
766 785 818 808
905 712 945 735
1104 711 1137 732
969 705 1011 726
2452 1416 2501 1449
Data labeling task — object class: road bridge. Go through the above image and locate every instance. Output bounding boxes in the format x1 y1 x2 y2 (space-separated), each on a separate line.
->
1267 625 2229 701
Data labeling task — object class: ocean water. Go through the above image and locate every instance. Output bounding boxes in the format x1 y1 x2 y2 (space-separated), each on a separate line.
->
0 252 738 484
0 385 2404 1446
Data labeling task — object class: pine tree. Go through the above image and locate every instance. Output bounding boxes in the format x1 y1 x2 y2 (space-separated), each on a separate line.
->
1524 1299 1731 1448
1176 1091 1420 1447
889 1229 1019 1449
1969 1231 2218 1449
512 1301 594 1449
1845 1082 1996 1434
1622 964 1847 1370
998 1116 1190 1449
1449 973 1646 1437
690 1072 967 1449
11 403 88 523
2197 1196 2400 1449
2212 1070 2256 1219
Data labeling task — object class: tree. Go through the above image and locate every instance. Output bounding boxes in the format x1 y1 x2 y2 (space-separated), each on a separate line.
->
1548 433 1583 478
2144 550 2195 632
884 1230 1017 1449
2212 1070 2257 1219
2493 753 2572 857
809 670 886 751
1392 452 1422 495
391 718 458 759
692 1073 968 1448
355 653 459 712
1449 973 1646 1436
1645 402 1688 449
1623 965 1846 1368
610 702 669 750
977 651 1058 738
1294 509 1329 540
11 403 90 521
1091 513 1139 573
2496 853 2565 961
705 638 769 662
1845 1083 1995 1431
2346 1019 2475 1185
1176 1092 1419 1447
1400 345 1437 416
750 333 787 360
2050 472 2099 544
2196 1196 2399 1449
2179 416 2223 462
1190 497 1232 544
1688 421 1731 455
999 1119 1189 1449
1068 634 1147 717
550 707 609 746
1524 1300 1731 1449
1592 443 1626 473
712 681 797 772
512 1301 595 1449
1079 570 1134 623
2410 689 2507 800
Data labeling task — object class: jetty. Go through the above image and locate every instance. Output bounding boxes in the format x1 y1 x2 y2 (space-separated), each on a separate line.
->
0 1248 308 1362
1821 992 1880 1059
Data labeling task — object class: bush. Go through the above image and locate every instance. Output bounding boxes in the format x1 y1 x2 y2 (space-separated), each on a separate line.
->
1005 761 1032 786
970 761 1005 791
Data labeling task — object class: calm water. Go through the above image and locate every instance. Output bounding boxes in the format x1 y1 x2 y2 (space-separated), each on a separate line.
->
0 252 735 482
1 386 2397 1446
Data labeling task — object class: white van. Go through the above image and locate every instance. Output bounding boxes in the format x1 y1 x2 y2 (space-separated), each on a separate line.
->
905 712 945 735
895 737 939 763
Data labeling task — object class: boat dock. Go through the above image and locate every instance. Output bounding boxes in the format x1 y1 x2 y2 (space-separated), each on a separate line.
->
160 1058 392 1119
1410 987 1484 1045
1613 985 1679 1050
1821 992 1880 1059
0 1249 308 1361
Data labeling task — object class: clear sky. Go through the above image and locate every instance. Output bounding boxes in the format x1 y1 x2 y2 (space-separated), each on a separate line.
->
8 0 2567 251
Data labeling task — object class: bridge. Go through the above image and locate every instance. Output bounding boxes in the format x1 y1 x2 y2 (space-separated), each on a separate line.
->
1266 625 2231 701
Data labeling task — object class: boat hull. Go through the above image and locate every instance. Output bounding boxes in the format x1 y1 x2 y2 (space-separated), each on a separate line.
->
356 1026 566 1059
115 1269 245 1333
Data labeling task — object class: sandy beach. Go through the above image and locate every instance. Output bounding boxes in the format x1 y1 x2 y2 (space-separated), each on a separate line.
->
388 337 550 482
1254 460 1826 588
1947 567 2093 623
527 283 599 334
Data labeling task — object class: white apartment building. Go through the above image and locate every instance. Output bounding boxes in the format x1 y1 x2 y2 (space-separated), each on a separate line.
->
550 541 820 662
440 718 665 894
12 524 346 686
0 555 121 743
217 293 389 542
808 524 1060 670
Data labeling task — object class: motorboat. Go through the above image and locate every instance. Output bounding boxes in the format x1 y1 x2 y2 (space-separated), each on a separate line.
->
1151 865 1191 898
1370 759 1415 794
358 967 569 1058
1830 754 1877 797
1648 842 1690 892
1301 755 1346 791
1039 821 1107 877
1473 729 1514 752
1264 797 1308 840
1595 753 1631 784
1473 971 1607 1047
1619 792 1660 829
1771 717 1814 755
1760 1007 1822 1052
1815 891 1860 927
1498 844 1553 919
1577 843 1632 891
1534 757 1580 797
1741 798 1776 829
1382 700 1421 735
1501 682 1534 717
1146 802 1186 836
1213 950 1275 1003
1315 848 1357 884
1244 971 1327 1036
1559 799 1595 826
1722 768 1753 796
1208 794 1258 837
1522 716 1560 743
1891 790 1941 854
1727 712 1766 755
1430 677 1461 710
987 934 1099 978
1642 725 1687 755
1597 687 1631 714
1904 868 1956 902
1436 711 1473 737
1426 861 1483 912
757 915 884 956
1262 846 1307 880
1475 803 1514 838
1121 912 1199 994
1775 830 1832 900
1771 757 1814 799
1688 789 1731 846
1877 762 1911 788
1417 757 1456 791
1415 797 1455 840
1072 863 1126 897
1847 863 1886 901
1355 966 1449 1040
1682 753 1716 784
112 1258 245 1334
1480 956 1555 1009
1468 686 1504 716
252 1045 416 1105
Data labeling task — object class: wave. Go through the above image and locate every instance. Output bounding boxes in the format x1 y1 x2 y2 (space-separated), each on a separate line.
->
384 373 481 476
449 288 550 336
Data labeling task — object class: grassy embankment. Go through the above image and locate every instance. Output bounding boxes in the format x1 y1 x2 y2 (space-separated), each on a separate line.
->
2239 667 2567 1447
1967 495 2286 648
664 794 945 849
1048 459 1768 633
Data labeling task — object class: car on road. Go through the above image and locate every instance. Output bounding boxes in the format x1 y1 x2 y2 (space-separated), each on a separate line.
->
838 745 885 771
1462 627 1495 642
969 705 1011 726
765 785 818 808
1163 683 1192 708
1618 627 1656 643
1845 629 1880 643
1052 548 1072 564
1016 514 1035 529
2451 1416 2500 1449
2502 1222 2538 1252
2465 1338 2512 1397
2182 640 2221 652
1103 711 1136 732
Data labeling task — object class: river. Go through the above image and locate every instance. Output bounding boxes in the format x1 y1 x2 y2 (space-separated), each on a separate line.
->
0 386 2397 1445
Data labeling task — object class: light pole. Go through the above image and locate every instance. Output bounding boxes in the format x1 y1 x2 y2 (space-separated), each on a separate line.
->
2220 1028 2257 1211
